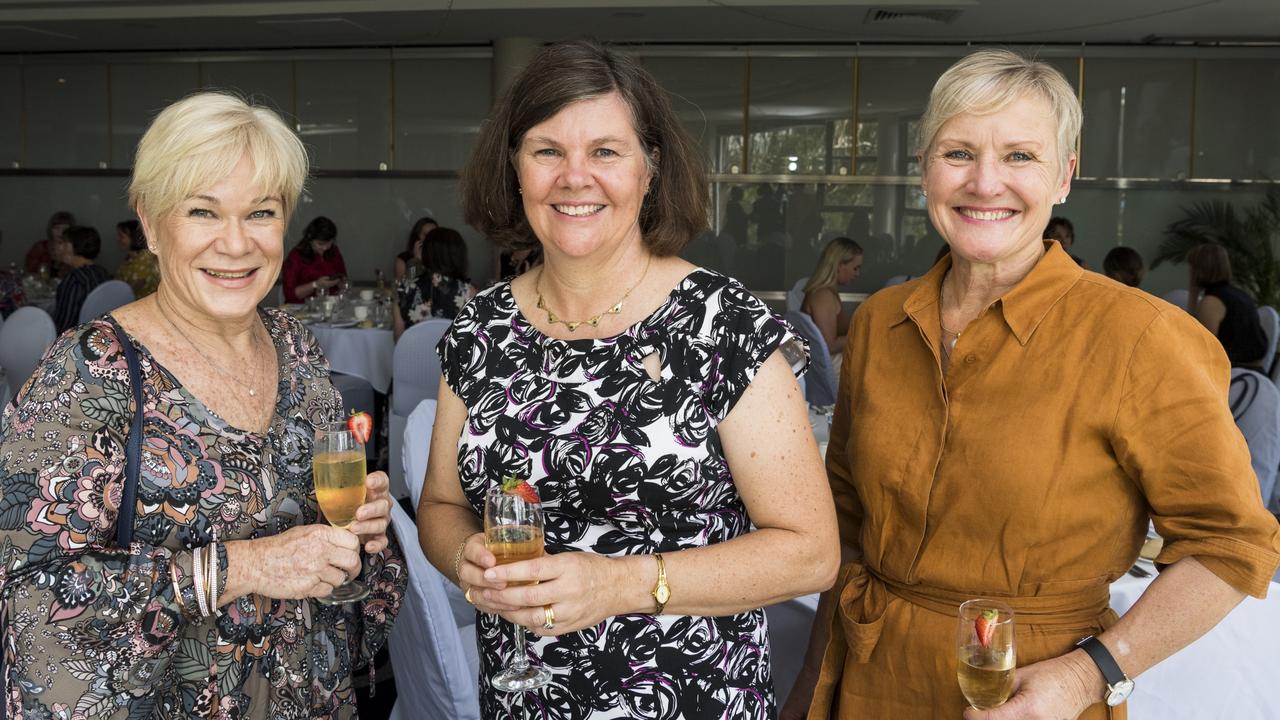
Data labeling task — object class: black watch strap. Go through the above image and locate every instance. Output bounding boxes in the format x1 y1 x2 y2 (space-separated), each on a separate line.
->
1076 635 1127 686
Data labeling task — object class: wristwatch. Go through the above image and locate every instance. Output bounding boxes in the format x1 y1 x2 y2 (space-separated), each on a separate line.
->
1075 635 1134 706
651 553 670 614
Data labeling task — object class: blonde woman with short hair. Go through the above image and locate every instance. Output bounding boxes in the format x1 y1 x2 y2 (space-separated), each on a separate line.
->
783 50 1279 720
0 92 405 718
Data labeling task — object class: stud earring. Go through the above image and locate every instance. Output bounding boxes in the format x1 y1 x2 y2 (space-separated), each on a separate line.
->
1059 196 1068 204
921 189 928 198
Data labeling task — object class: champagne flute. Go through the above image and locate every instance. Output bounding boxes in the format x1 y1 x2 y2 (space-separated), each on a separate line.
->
484 486 552 692
957 599 1015 710
312 421 370 605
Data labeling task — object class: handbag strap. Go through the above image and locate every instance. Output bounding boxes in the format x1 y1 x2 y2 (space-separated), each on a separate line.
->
106 317 144 548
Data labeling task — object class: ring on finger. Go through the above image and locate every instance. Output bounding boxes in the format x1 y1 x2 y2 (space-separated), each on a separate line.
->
464 586 474 604
542 605 556 630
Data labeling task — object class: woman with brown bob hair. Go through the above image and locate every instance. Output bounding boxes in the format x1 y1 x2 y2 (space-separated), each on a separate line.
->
421 39 837 718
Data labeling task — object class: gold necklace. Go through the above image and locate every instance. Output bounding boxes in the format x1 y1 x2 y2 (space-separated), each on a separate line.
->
157 296 269 398
535 255 652 333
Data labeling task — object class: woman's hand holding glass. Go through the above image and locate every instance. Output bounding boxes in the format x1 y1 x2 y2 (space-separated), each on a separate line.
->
961 651 1103 720
347 470 393 555
464 546 633 637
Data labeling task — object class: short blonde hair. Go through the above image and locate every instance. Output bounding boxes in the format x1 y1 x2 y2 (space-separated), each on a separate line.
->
128 91 308 227
917 49 1081 177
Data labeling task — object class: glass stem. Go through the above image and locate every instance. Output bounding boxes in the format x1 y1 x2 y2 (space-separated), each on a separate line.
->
511 622 530 672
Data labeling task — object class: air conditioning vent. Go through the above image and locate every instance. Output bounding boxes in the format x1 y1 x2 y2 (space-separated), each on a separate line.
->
865 9 961 25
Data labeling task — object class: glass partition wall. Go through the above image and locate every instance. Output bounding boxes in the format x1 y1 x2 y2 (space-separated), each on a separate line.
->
1 46 1277 299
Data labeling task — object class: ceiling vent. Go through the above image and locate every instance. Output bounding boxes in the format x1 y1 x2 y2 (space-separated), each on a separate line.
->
864 9 962 25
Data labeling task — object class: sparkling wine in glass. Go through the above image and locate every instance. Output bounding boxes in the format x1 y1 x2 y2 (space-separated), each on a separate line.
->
957 599 1015 710
313 421 370 605
484 485 552 692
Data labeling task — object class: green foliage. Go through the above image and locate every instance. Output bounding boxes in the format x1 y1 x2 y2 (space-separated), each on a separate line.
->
1153 187 1280 307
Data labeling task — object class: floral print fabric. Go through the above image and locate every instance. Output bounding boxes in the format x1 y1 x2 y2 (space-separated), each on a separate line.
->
0 309 405 719
438 268 805 720
396 271 474 326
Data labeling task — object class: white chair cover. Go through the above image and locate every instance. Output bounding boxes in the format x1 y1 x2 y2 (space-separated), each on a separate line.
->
78 280 135 324
386 504 480 720
784 310 837 407
0 306 57 394
786 277 808 313
1257 306 1279 375
1162 288 1191 312
389 318 451 497
401 397 477 633
1228 368 1280 512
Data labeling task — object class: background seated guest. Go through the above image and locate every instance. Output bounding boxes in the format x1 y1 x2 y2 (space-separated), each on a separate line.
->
787 49 1279 720
1103 245 1145 287
1044 214 1085 266
25 209 74 277
0 265 23 319
800 236 863 369
51 224 111 332
0 90 403 719
423 39 837 720
395 216 437 281
115 218 160 296
282 215 346 303
392 226 475 340
1187 242 1268 367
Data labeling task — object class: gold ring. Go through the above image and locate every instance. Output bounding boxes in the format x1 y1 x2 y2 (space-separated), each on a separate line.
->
542 605 555 630
464 587 474 604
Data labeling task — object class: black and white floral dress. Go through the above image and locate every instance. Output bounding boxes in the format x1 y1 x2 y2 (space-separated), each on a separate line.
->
438 268 806 720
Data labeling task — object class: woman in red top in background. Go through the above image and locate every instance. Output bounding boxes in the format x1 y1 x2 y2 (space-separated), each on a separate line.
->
282 215 347 303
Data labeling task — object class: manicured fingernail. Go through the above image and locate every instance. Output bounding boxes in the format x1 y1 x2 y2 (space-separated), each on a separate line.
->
484 569 496 580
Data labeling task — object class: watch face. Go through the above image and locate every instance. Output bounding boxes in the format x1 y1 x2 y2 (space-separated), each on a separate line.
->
655 585 671 604
1105 679 1135 706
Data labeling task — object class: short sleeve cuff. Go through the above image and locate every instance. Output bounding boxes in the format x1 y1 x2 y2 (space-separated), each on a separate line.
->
1156 535 1280 598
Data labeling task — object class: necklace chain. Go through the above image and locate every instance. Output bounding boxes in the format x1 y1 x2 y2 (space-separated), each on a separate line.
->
535 255 653 333
157 297 268 398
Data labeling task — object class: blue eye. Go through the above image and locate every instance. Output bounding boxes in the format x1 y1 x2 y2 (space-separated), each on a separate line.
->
188 208 212 218
533 148 560 157
249 209 276 219
1008 151 1035 162
596 147 619 158
943 149 973 161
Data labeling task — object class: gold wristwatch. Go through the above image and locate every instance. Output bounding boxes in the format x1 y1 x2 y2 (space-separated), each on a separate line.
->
651 553 670 614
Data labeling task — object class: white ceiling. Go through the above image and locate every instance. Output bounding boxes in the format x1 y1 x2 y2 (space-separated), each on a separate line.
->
0 0 1278 53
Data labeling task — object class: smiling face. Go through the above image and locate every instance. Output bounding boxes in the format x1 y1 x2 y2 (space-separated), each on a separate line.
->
144 153 285 323
922 92 1075 267
515 92 653 261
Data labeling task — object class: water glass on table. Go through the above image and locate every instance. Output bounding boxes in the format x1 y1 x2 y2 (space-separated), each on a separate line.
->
957 599 1015 710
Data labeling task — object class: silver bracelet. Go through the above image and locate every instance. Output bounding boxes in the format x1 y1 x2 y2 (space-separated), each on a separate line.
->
192 547 209 618
207 542 219 615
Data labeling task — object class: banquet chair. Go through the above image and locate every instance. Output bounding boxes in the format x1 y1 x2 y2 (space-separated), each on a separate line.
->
402 397 474 629
78 280 135 325
386 503 480 720
784 310 837 408
0 306 57 395
786 277 808 313
1258 306 1279 375
882 274 912 288
1161 288 1192 312
1228 367 1280 511
389 318 451 498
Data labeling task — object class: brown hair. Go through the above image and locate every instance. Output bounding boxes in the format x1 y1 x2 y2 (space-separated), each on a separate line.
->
460 39 709 255
422 226 469 279
1103 246 1145 287
1187 243 1232 286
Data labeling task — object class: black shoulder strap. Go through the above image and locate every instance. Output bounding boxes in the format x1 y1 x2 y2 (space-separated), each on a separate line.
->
106 317 144 548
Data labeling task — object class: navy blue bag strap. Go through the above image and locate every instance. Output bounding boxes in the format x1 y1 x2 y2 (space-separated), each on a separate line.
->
106 317 144 548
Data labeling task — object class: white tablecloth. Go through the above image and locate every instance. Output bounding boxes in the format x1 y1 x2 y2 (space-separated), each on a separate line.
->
768 576 1280 717
308 324 395 393
1111 573 1280 720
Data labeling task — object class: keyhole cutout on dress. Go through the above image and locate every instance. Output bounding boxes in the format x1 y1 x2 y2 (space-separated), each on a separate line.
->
641 352 662 383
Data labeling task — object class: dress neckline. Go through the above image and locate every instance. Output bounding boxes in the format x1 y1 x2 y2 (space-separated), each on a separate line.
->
503 267 706 347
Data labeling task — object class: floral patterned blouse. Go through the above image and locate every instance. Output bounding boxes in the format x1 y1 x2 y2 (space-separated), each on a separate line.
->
116 251 161 298
439 268 805 719
396 271 475 327
0 309 405 719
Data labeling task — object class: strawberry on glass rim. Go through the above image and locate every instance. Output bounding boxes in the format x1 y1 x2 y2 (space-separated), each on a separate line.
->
346 411 373 445
975 608 999 648
501 475 540 505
